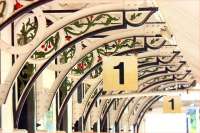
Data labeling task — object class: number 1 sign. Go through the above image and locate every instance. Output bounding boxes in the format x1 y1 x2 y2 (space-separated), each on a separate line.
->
102 56 138 91
163 96 182 113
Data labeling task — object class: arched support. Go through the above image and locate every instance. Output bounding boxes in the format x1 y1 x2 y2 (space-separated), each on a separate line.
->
115 73 194 131
81 56 190 131
15 19 126 128
0 1 197 132
135 96 161 133
54 32 170 130
1 2 159 107
0 0 53 30
128 80 196 133
98 44 191 132
10 5 162 126
32 28 164 128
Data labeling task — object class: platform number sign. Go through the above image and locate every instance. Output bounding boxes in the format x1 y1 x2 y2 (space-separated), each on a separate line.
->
103 56 138 91
163 96 182 113
114 62 125 84
169 98 175 110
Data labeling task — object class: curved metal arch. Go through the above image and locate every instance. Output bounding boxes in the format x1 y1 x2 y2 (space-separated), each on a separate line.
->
0 9 48 55
126 81 188 124
125 7 158 27
32 29 164 126
138 62 186 80
115 70 193 128
0 8 47 105
84 89 104 128
99 91 124 131
121 82 176 124
84 59 189 130
57 62 103 128
82 48 187 130
0 0 159 31
99 62 186 130
58 35 169 129
1 3 140 106
138 50 181 68
115 96 161 132
135 96 161 133
5 4 161 126
0 0 53 30
100 53 187 125
8 4 161 126
116 97 134 125
69 47 177 130
140 71 192 92
57 48 162 129
129 80 196 133
15 22 124 127
110 97 128 125
86 53 181 129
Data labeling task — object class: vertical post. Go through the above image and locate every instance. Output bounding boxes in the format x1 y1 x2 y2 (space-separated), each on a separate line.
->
0 21 14 132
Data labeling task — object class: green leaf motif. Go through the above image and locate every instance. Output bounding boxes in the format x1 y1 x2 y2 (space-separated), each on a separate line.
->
72 53 94 74
34 51 46 58
17 63 35 94
17 17 38 46
60 45 76 64
73 20 84 28
60 78 74 101
150 38 160 44
34 32 60 59
64 13 119 36
130 13 142 20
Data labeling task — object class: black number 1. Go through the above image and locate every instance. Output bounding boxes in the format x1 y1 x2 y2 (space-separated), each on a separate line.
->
114 62 124 84
169 98 175 110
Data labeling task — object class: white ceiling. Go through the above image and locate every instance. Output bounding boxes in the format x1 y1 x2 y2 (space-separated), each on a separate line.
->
156 0 200 83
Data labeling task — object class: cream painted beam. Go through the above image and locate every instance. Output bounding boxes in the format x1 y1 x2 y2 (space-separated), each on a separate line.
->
100 89 200 99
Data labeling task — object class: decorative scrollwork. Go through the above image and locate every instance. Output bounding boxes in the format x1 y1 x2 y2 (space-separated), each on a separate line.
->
130 12 142 21
59 45 76 64
140 71 193 92
146 37 166 49
138 56 156 64
96 37 142 57
90 66 102 79
34 32 60 59
139 66 165 78
72 53 94 74
17 17 38 46
64 13 119 38
60 78 74 102
125 7 158 26
90 38 143 78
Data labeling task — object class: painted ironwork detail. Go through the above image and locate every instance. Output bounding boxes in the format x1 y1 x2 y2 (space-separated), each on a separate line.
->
34 32 60 59
17 17 38 46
